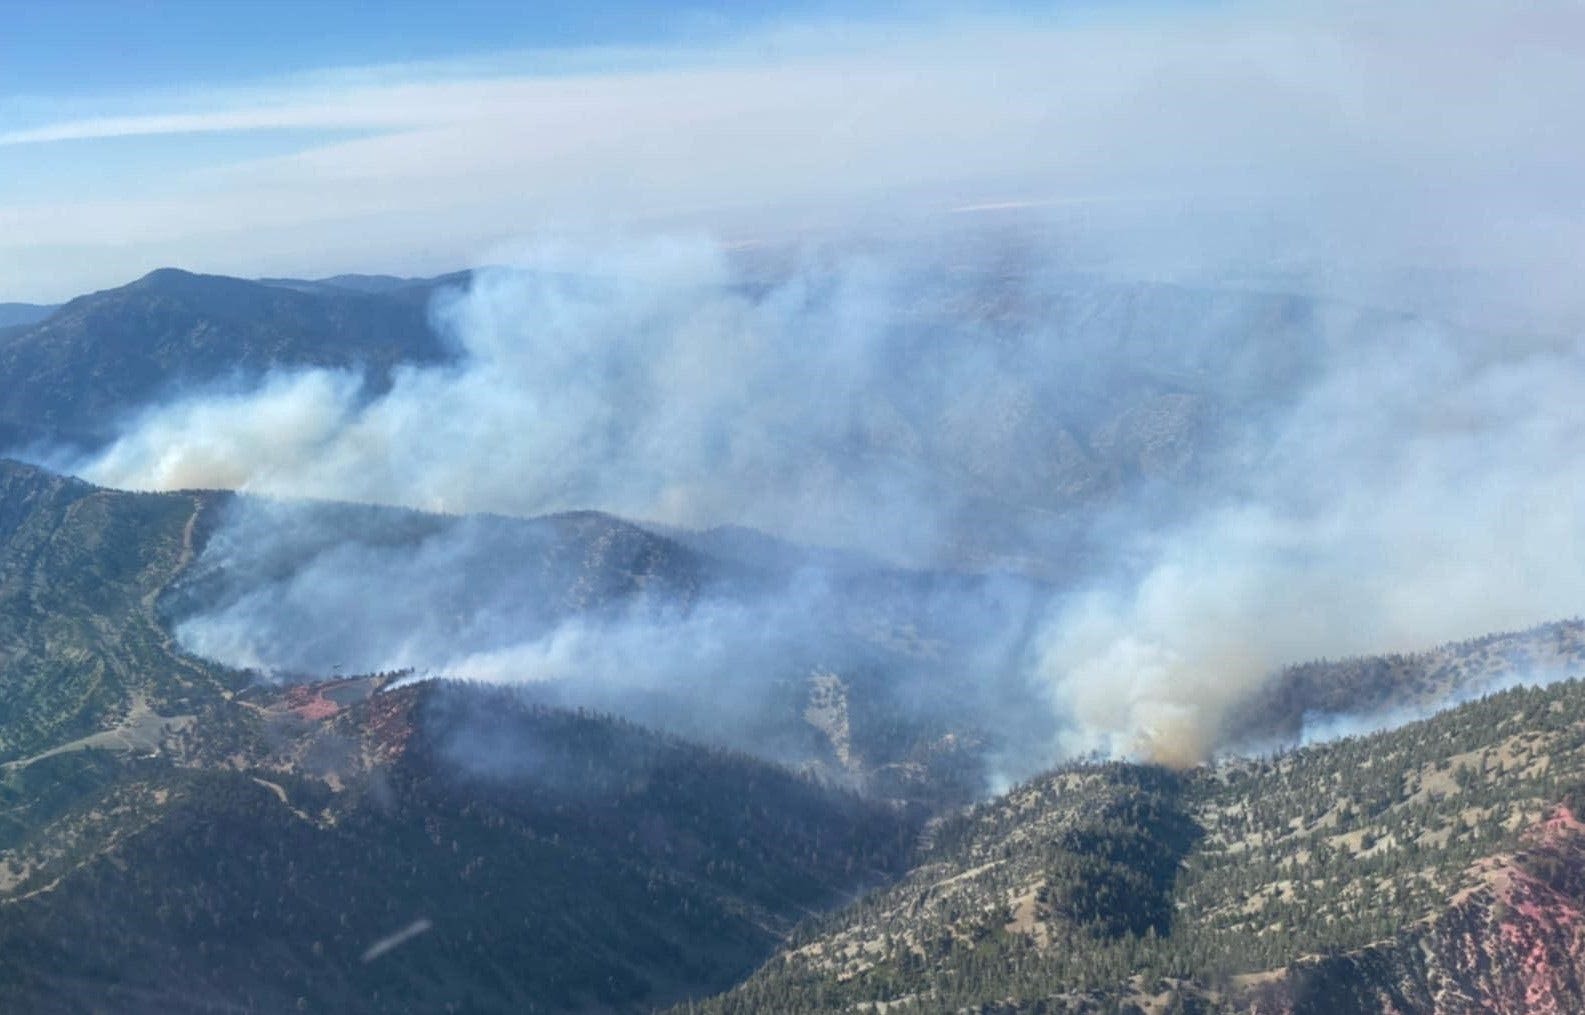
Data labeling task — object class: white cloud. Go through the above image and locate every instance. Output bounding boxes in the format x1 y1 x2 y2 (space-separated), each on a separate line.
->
2 1 1583 320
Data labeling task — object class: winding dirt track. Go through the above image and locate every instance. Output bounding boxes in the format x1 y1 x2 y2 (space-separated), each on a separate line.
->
0 694 195 772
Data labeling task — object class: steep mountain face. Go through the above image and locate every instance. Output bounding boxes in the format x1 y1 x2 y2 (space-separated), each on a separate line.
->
0 268 455 448
693 674 1585 1013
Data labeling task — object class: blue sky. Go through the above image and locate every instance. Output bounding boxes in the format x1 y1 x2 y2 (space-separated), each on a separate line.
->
0 1 908 167
2 1 1581 315
0 2 848 95
1 0 1128 299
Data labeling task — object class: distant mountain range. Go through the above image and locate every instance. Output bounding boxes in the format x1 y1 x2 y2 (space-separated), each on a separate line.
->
0 302 57 329
255 272 464 295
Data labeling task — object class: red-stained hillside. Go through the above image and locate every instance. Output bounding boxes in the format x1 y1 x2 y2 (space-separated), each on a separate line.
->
1251 804 1585 1014
284 683 341 721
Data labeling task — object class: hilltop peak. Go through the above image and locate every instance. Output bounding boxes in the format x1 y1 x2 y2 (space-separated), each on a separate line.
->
121 267 264 299
132 266 199 285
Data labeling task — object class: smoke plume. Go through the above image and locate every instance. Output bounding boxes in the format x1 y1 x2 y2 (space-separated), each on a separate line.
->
68 234 1583 777
40 0 1585 776
1036 317 1585 765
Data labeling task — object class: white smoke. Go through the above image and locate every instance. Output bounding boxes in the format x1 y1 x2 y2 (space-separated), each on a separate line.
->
1295 667 1583 750
42 0 1585 775
83 234 1585 774
1037 317 1585 765
81 237 972 561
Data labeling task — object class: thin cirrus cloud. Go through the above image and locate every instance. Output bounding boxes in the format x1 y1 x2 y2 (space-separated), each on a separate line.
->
1 2 1583 309
0 104 424 147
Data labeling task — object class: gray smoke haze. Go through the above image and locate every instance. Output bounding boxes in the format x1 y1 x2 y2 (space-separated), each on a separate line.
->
85 238 970 560
46 0 1585 777
75 234 1584 778
75 233 1325 566
1036 317 1585 766
1294 668 1585 751
159 485 1053 778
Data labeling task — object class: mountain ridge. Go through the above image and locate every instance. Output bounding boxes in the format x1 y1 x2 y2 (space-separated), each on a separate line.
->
0 268 459 450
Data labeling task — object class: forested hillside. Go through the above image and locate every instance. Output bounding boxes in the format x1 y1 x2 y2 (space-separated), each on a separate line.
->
0 459 231 761
0 460 919 1013
693 675 1585 1012
0 681 918 1013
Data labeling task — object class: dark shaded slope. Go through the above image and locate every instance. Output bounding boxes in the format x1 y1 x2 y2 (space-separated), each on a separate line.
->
694 764 1199 1013
0 268 455 448
0 681 917 1014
